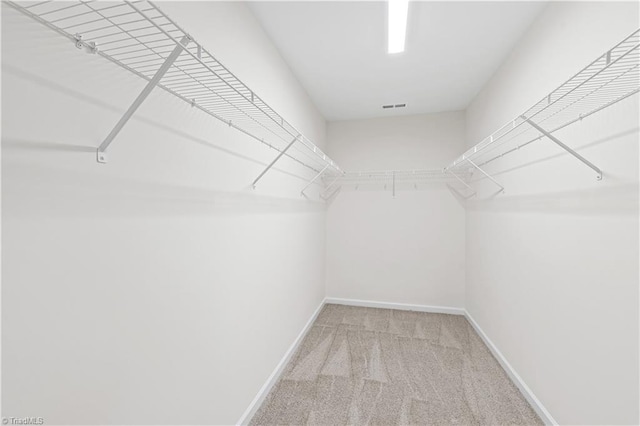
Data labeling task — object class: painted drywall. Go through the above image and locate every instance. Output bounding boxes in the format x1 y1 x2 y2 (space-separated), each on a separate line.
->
464 2 639 424
2 2 329 424
325 112 466 308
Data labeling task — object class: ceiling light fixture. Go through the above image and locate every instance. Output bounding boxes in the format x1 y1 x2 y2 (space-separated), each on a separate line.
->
388 0 409 54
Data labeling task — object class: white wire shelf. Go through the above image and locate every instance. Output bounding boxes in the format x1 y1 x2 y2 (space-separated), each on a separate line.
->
7 1 638 198
7 0 342 186
321 169 474 198
445 29 640 185
334 169 461 184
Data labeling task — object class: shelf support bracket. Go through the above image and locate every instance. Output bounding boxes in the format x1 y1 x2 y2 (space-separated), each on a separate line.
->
319 173 344 200
252 135 300 188
466 159 505 193
301 164 330 196
325 174 341 191
320 174 341 197
320 184 342 202
392 171 396 198
96 36 191 163
446 169 477 199
523 117 602 180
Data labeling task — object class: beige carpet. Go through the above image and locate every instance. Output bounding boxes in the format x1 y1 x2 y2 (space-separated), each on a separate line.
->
250 304 543 425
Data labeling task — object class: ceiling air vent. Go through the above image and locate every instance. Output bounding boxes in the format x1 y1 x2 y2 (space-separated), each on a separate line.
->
382 103 407 109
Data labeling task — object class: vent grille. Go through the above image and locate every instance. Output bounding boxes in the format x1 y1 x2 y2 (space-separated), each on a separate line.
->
382 103 407 109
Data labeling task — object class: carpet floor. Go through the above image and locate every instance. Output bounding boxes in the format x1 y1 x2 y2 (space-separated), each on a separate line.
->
250 304 543 425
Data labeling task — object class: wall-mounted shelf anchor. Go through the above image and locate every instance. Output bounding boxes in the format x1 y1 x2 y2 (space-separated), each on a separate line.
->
73 33 97 53
74 33 83 49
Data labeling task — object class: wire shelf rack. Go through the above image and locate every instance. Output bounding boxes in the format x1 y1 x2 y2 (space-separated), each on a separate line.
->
6 0 342 184
334 169 460 184
445 29 640 182
321 169 474 198
7 1 638 198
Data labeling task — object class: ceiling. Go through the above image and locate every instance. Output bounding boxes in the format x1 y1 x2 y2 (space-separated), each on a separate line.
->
249 1 546 121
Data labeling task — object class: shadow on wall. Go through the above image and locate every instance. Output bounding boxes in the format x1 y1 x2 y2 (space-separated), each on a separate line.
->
483 127 640 180
465 183 638 216
2 160 326 219
460 122 639 215
1 64 313 184
3 138 95 154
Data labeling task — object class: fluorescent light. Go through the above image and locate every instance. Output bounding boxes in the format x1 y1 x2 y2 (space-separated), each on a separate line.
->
388 0 408 54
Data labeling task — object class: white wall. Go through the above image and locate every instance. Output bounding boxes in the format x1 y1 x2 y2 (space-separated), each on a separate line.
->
464 2 639 425
2 2 328 424
325 112 466 308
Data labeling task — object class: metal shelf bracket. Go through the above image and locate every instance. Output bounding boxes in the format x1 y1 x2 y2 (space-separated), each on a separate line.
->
320 185 342 201
96 35 191 163
467 159 505 193
252 135 300 188
446 169 477 199
523 116 603 180
301 164 330 196
318 174 343 200
392 171 396 198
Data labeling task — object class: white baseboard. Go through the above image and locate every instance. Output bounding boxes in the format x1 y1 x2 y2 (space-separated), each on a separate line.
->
325 297 465 316
236 298 327 426
464 311 557 426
